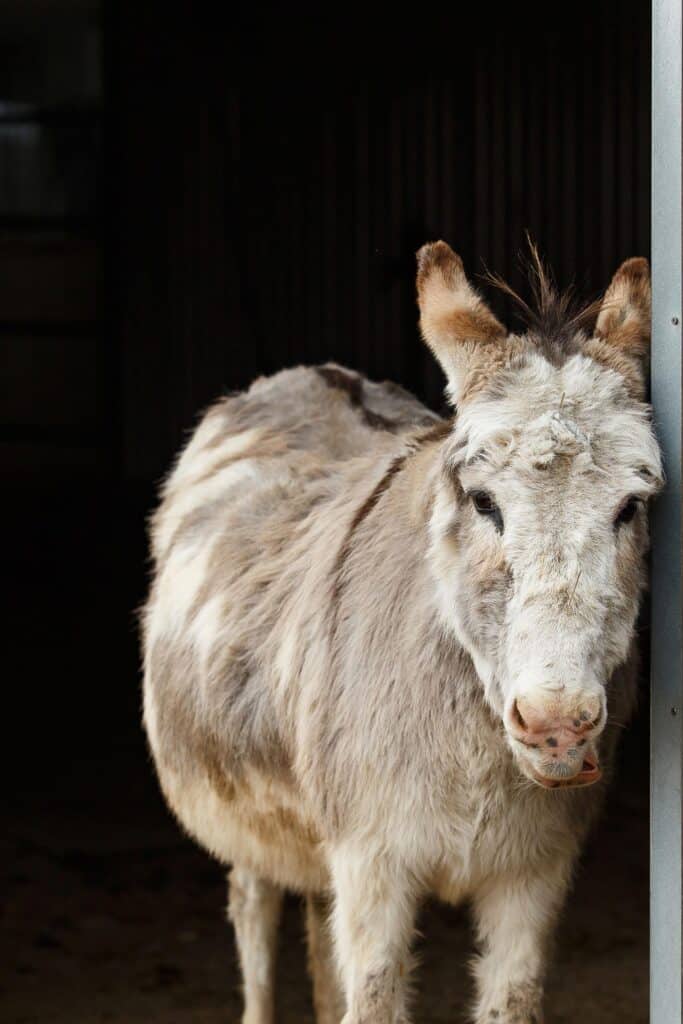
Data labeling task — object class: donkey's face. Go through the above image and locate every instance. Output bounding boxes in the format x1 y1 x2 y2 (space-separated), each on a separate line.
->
418 242 662 789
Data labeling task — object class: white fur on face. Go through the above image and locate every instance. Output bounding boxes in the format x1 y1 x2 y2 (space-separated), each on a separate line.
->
429 350 662 758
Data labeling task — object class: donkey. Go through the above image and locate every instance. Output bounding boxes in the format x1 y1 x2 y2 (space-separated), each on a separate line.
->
143 241 661 1024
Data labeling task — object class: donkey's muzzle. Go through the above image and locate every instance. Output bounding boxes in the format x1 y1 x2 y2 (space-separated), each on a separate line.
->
505 693 605 789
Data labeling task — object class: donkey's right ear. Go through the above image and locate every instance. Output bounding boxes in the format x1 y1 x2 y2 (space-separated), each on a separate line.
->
416 241 506 404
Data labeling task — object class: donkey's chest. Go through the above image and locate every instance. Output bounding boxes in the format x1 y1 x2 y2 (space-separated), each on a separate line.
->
430 756 584 902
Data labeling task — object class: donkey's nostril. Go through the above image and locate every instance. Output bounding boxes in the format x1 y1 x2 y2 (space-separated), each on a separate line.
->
511 699 528 731
574 708 602 733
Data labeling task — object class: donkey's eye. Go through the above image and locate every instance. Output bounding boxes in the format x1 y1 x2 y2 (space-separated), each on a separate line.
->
472 491 495 514
470 491 504 533
614 496 641 528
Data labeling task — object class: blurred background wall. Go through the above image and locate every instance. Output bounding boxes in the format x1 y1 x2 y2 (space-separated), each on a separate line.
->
109 1 650 483
0 0 101 475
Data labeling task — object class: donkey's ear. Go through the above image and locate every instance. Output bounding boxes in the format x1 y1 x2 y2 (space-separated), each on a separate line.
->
595 257 651 361
416 241 506 403
585 257 651 399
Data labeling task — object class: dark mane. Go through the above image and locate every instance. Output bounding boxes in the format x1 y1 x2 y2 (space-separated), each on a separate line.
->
481 239 602 364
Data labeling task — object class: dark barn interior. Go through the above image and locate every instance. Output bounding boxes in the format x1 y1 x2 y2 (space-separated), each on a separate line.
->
3 1 652 1021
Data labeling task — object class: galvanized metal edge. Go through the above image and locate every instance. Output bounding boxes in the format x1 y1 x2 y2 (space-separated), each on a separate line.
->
651 0 683 1020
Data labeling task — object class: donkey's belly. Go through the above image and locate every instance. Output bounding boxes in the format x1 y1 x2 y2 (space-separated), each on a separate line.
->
157 759 330 892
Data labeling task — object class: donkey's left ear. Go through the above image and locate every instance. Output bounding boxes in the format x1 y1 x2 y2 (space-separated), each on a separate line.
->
595 257 651 362
416 241 506 404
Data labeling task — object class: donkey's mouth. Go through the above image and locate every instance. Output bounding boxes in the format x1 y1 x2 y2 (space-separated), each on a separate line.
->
531 755 602 790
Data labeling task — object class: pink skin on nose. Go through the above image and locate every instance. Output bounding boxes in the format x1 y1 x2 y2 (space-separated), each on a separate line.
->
512 698 597 755
507 695 604 788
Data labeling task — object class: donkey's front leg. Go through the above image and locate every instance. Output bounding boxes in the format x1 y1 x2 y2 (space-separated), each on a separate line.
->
306 892 345 1024
471 860 572 1024
228 865 283 1024
330 845 418 1024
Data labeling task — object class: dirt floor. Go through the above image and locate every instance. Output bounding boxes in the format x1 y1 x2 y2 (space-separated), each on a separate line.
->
2 736 649 1024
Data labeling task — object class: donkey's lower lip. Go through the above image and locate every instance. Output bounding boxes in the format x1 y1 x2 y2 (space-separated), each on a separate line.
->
532 759 602 790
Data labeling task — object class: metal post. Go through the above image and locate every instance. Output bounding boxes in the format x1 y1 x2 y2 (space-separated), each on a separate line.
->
651 0 683 1020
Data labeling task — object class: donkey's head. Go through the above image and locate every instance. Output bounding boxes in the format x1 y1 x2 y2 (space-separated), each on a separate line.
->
418 241 662 790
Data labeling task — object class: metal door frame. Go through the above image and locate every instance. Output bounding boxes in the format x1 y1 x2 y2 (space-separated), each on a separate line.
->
651 0 683 1019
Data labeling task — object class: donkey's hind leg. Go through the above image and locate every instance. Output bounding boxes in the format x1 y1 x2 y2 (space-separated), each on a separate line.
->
306 893 345 1024
228 864 283 1024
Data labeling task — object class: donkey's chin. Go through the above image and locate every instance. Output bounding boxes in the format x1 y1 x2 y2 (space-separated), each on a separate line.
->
518 752 602 790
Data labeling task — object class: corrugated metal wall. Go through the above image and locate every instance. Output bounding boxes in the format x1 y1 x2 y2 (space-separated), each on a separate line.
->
110 0 651 480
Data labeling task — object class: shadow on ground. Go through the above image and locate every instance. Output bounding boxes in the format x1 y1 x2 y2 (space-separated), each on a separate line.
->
2 729 648 1024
